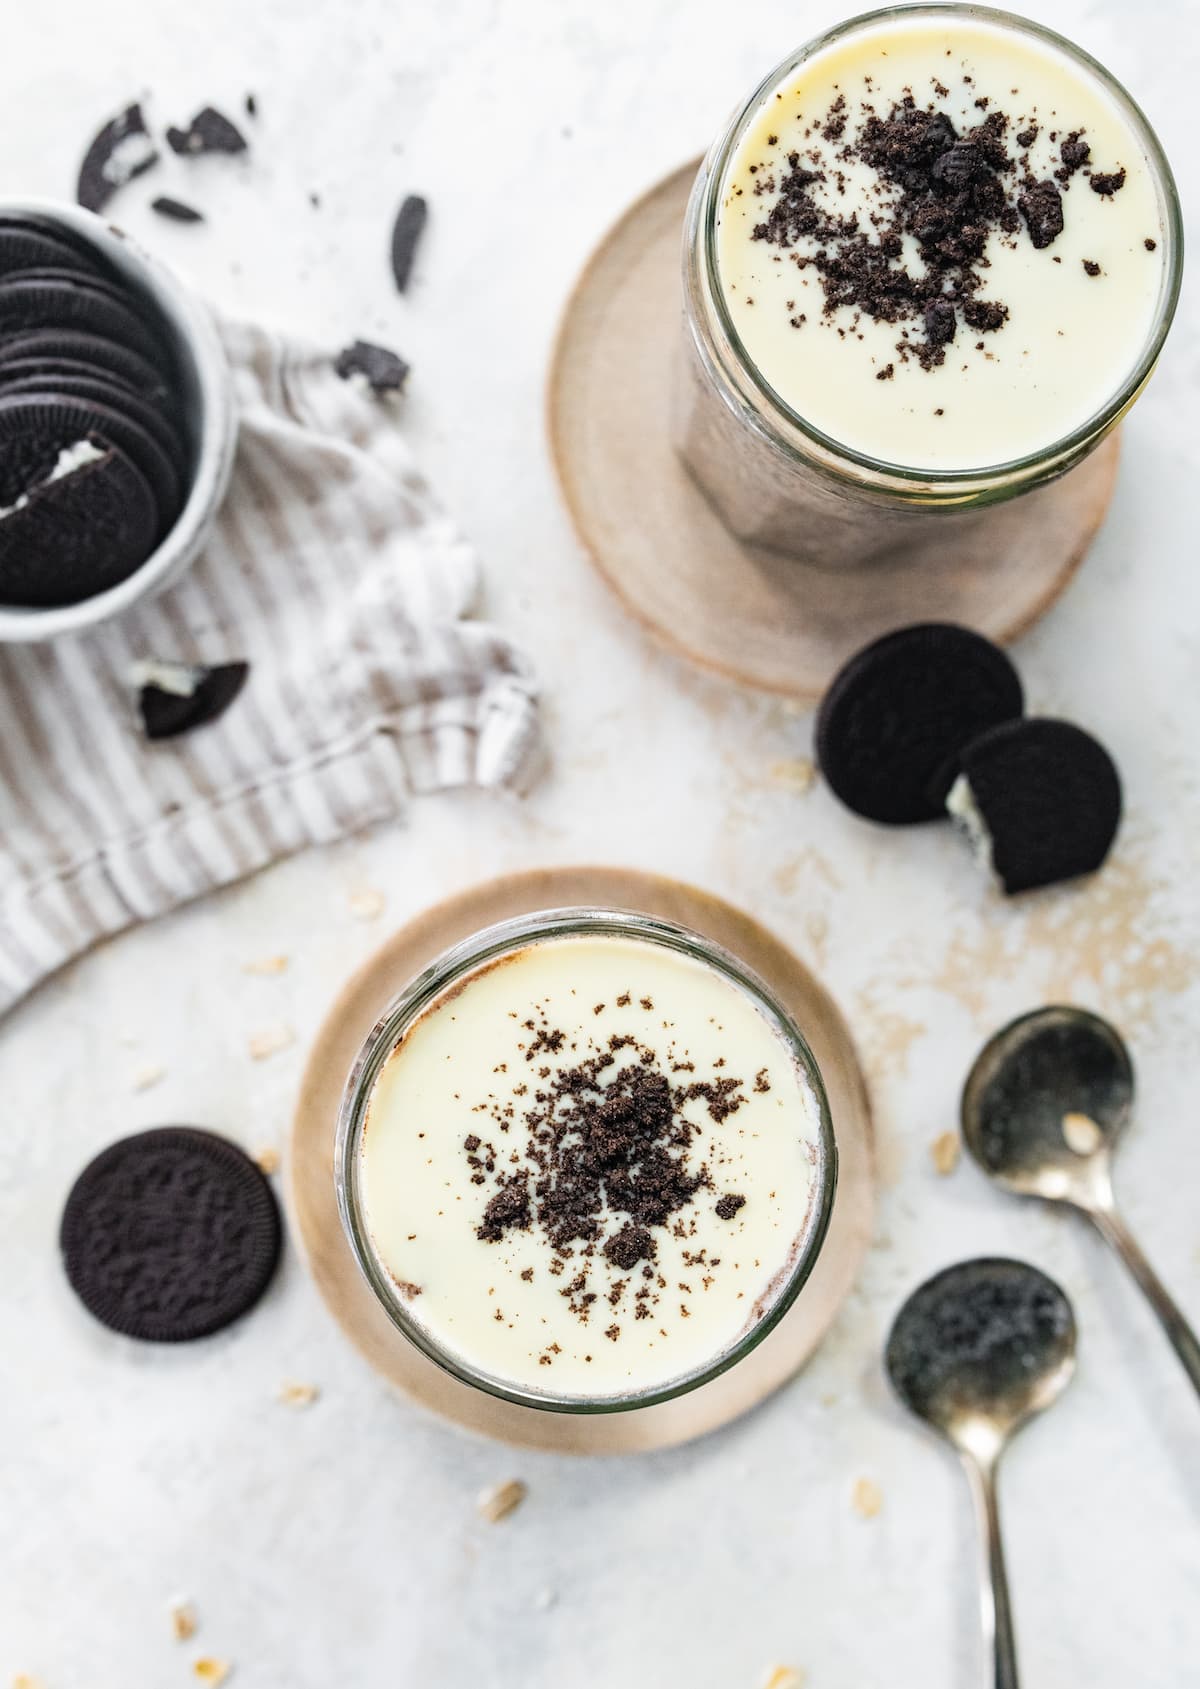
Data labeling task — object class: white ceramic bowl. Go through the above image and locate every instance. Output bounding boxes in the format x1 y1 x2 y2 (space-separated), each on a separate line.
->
0 197 237 642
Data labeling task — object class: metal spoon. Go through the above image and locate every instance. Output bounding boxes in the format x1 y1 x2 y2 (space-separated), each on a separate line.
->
886 1258 1077 1689
961 1005 1200 1397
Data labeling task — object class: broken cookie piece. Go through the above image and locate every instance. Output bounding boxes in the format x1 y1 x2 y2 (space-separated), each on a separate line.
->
151 196 205 224
335 339 410 395
77 102 160 214
390 195 428 292
166 106 249 157
133 658 249 739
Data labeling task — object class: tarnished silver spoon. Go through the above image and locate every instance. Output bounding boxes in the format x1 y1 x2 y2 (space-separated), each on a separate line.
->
961 1005 1200 1397
886 1258 1077 1689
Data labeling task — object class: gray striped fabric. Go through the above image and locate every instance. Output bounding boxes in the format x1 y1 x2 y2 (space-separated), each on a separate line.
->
0 321 540 1016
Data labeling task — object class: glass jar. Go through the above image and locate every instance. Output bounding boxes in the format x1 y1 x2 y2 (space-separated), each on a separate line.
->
673 3 1183 563
335 907 838 1415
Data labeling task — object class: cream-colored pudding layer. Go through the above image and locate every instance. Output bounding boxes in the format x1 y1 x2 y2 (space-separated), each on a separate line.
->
360 934 823 1399
716 13 1167 470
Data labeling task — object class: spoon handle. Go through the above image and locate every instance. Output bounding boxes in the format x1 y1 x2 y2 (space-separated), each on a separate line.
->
962 1452 1019 1689
1090 1204 1200 1398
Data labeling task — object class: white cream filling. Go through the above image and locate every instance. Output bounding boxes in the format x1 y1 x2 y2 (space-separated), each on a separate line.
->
127 659 202 698
946 772 995 873
102 129 157 187
0 438 105 520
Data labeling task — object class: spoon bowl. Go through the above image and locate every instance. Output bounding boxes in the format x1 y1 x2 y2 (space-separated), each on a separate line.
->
887 1257 1077 1457
961 1005 1133 1206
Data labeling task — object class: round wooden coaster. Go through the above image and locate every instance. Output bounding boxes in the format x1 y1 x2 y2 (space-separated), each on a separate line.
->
547 161 1121 700
290 867 874 1453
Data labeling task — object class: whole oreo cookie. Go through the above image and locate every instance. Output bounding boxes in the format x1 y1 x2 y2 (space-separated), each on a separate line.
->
0 439 156 607
817 623 1025 824
0 390 181 533
0 217 105 280
946 717 1122 894
0 273 169 366
60 1127 282 1342
0 329 172 404
0 369 187 479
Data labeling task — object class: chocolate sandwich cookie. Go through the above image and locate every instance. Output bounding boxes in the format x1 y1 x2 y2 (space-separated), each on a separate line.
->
0 438 157 607
0 273 170 367
0 369 187 480
817 623 1025 824
0 329 173 405
0 354 175 421
60 1127 282 1341
946 717 1122 894
0 217 105 280
3 265 174 349
0 390 181 537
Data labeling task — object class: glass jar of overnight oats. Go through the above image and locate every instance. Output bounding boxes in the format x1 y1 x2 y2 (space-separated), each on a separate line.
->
674 4 1182 562
335 909 836 1414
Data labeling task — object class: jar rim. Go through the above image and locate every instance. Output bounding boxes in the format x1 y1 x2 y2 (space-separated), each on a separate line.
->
693 1 1184 493
335 906 838 1415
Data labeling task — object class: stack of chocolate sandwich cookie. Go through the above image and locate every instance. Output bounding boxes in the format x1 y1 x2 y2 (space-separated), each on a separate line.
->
0 213 190 609
817 623 1122 894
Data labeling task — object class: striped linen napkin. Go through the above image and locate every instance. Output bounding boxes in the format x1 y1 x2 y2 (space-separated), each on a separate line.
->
0 320 540 1017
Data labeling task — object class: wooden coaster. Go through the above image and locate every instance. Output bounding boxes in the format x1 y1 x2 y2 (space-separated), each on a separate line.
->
290 867 874 1453
547 160 1121 700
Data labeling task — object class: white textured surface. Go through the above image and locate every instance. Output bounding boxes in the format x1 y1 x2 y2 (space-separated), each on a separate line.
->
1 2 1197 1685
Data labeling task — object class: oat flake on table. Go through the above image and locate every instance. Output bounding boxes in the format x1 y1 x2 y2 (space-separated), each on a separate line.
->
348 887 387 921
242 955 289 975
279 1381 320 1407
477 1479 527 1522
193 1660 231 1686
930 1130 961 1175
247 1023 295 1061
761 1668 806 1689
171 1598 198 1640
852 1477 883 1519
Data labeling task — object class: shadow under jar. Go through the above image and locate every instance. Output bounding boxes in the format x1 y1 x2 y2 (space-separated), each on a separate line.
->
674 3 1182 566
335 908 837 1416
